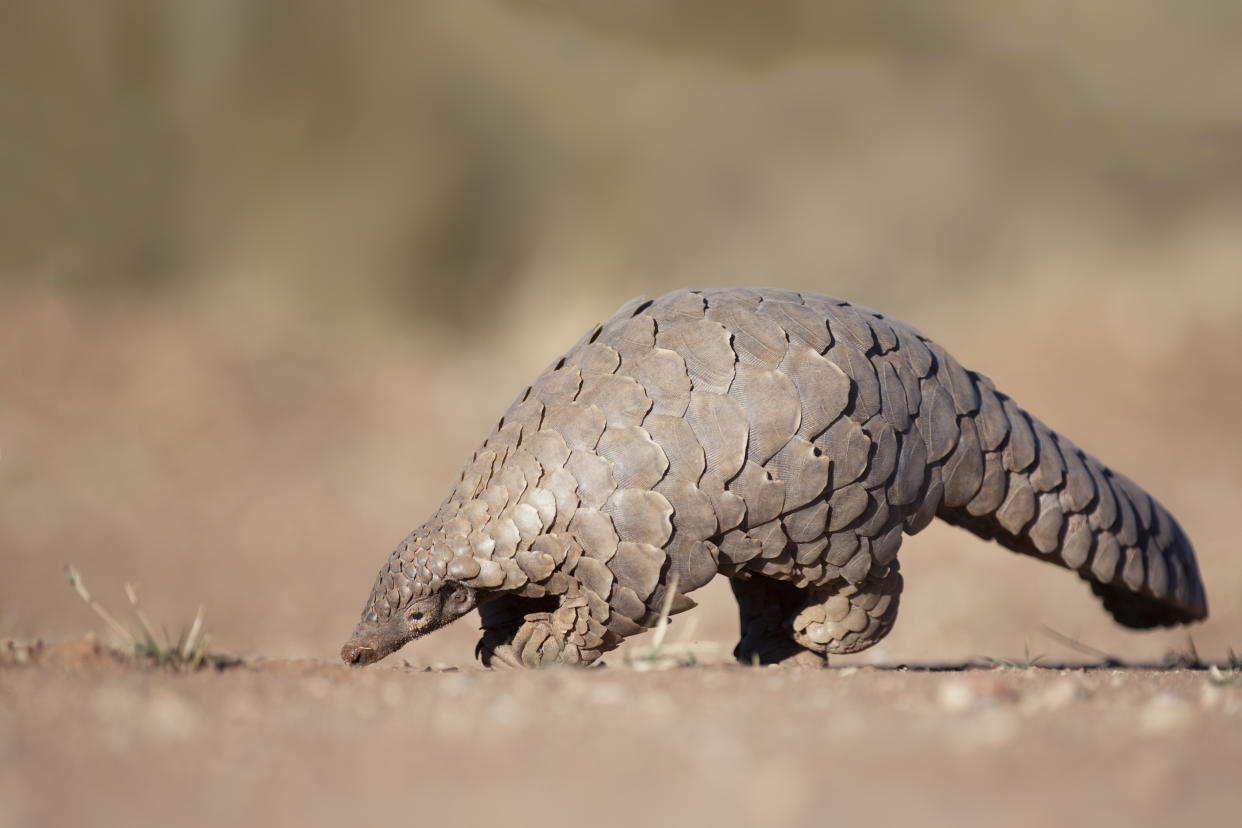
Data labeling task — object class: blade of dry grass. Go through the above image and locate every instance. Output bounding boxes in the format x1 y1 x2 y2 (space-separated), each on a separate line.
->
64 565 136 649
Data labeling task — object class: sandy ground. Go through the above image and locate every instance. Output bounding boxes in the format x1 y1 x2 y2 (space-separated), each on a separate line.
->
3 283 1241 826
2 640 1240 828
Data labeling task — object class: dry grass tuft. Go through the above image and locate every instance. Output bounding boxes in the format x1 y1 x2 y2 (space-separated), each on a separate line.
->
63 565 227 671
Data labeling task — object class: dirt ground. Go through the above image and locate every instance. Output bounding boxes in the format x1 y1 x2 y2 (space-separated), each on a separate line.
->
2 640 1240 828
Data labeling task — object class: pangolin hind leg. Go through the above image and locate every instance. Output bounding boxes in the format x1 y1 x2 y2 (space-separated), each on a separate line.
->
730 576 826 667
789 561 903 656
732 559 903 665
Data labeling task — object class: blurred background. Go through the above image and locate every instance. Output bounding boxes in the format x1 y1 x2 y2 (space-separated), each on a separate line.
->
3 0 1240 664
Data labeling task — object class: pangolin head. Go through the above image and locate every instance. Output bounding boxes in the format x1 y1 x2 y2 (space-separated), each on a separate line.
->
340 544 479 666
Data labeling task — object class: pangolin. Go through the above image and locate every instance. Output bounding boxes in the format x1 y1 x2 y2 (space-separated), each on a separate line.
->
341 288 1207 668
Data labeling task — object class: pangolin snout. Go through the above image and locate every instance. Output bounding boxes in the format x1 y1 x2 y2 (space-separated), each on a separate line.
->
341 642 375 666
340 624 388 666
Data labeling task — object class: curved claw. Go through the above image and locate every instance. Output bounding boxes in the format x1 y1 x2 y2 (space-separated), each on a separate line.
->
483 643 528 670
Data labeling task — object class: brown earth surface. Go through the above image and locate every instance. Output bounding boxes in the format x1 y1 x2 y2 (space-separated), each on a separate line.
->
2 639 1240 828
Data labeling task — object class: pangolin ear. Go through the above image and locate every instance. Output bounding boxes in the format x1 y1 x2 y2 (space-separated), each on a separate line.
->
446 581 476 609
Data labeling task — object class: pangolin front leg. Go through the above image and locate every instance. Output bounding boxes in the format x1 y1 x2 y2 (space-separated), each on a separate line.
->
477 588 620 668
475 594 558 668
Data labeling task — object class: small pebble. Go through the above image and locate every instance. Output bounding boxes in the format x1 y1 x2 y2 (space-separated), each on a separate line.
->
486 694 526 728
959 708 1020 749
1139 693 1191 734
589 682 624 706
147 691 198 741
1021 679 1082 714
938 680 976 712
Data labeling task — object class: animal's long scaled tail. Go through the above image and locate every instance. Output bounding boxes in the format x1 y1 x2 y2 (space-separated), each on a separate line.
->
924 346 1207 628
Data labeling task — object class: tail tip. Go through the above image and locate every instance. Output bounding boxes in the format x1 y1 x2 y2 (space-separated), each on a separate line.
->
1090 581 1208 629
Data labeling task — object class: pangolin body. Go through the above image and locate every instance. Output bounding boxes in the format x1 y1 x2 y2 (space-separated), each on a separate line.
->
341 288 1207 667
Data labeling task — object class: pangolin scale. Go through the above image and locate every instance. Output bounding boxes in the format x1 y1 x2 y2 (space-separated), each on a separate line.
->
341 287 1207 668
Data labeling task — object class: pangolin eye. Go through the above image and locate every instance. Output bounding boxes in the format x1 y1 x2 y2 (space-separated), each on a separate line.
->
409 611 424 623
